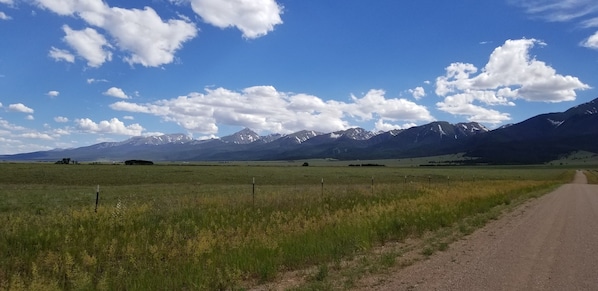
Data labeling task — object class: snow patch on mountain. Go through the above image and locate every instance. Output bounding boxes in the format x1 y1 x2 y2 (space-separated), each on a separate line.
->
437 124 447 136
547 118 564 127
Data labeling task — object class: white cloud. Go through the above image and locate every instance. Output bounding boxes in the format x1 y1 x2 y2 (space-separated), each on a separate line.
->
26 115 34 120
511 0 598 22
374 119 416 132
436 94 511 124
102 6 198 67
0 116 64 154
581 17 598 28
103 87 129 99
54 116 69 123
36 0 281 67
8 103 34 114
87 78 108 84
347 89 434 122
36 0 198 67
110 86 434 135
62 25 112 67
476 39 589 102
581 31 598 49
123 115 134 120
0 11 11 20
20 132 53 140
435 39 590 124
48 46 75 63
190 0 283 38
51 128 71 136
46 90 60 97
511 0 598 50
74 117 144 135
0 118 25 131
0 0 14 5
409 86 426 100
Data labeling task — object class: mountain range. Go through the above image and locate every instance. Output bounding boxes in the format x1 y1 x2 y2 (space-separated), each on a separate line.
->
2 98 597 164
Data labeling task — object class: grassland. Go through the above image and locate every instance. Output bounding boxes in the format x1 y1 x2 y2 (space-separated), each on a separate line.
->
0 162 580 290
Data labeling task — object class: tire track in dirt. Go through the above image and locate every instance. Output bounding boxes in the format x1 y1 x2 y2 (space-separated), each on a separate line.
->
366 170 598 291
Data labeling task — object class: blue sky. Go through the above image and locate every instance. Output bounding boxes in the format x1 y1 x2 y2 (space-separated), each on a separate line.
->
1 0 597 154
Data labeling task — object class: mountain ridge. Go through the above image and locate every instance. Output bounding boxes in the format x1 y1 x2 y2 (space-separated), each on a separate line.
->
2 97 597 164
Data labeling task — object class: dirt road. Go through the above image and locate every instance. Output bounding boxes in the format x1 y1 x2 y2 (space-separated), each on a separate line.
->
370 170 598 290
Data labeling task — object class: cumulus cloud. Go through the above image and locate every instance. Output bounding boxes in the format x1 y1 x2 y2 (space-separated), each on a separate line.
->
409 87 426 100
54 116 69 123
347 89 434 122
46 90 60 97
190 0 283 38
374 119 416 132
36 0 197 67
49 46 75 63
74 117 144 135
103 87 129 99
102 6 198 66
435 39 590 124
436 94 512 124
8 103 34 114
581 31 598 49
0 11 10 20
62 25 112 67
36 0 282 66
110 86 434 135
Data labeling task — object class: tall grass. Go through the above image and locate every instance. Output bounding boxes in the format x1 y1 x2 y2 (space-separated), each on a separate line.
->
585 170 598 184
0 163 572 290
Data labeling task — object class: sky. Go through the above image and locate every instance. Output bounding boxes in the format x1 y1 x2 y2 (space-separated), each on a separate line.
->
1 0 597 155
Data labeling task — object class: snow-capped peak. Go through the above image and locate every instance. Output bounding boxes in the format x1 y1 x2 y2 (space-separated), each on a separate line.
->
119 134 192 146
221 128 261 144
329 127 375 140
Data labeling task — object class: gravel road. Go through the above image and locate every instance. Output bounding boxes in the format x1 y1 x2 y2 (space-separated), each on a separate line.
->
370 170 598 291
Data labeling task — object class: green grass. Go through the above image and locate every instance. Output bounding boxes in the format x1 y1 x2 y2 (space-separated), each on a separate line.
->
0 163 576 290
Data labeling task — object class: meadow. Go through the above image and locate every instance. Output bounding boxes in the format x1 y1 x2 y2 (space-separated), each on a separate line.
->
0 162 580 290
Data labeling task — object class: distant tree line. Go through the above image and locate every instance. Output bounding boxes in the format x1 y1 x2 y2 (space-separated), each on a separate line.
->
124 160 154 165
348 163 385 167
55 158 78 165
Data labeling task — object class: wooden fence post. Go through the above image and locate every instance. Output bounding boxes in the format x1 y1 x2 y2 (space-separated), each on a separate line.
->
95 185 100 213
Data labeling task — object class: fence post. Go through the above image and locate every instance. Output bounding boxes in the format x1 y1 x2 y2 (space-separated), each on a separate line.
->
252 177 255 207
371 176 374 195
321 178 324 198
95 185 99 213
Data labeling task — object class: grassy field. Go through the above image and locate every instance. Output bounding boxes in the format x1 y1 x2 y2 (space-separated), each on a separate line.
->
0 162 581 290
